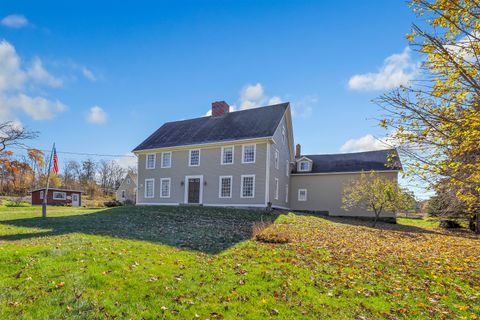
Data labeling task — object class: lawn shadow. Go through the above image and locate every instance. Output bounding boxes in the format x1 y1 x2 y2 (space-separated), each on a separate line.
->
0 206 280 254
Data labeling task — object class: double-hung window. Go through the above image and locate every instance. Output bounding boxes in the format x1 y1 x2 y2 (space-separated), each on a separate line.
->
161 152 172 168
298 189 307 201
241 175 255 198
146 154 156 169
145 179 154 198
189 149 200 166
160 178 171 198
242 144 255 163
274 149 279 169
221 146 234 165
219 176 232 198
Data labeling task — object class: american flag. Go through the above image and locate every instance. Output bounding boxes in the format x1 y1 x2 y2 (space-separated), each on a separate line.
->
53 147 59 175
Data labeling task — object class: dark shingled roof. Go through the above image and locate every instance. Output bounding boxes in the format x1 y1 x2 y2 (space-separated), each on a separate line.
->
296 149 402 173
133 103 289 151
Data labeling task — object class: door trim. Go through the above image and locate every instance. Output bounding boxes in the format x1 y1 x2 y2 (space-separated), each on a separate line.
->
71 193 80 207
184 175 203 204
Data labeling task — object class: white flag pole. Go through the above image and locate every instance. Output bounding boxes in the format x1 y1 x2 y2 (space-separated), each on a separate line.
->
42 143 55 218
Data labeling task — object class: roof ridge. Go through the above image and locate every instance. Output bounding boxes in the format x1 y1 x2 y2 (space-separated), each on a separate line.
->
302 149 397 157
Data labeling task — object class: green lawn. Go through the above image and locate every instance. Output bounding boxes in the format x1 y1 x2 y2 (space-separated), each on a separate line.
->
0 206 479 319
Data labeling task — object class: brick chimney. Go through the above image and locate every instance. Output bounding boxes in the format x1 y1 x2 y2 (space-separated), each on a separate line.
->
211 101 230 117
295 144 301 158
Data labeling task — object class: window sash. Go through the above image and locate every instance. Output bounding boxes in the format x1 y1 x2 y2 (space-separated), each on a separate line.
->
189 150 200 166
146 154 156 169
221 146 234 164
219 176 232 198
145 179 154 198
160 178 171 198
161 152 172 168
242 144 255 163
241 175 255 198
52 192 66 200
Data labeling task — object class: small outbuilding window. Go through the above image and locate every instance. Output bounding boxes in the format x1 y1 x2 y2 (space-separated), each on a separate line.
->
39 191 44 199
53 191 66 200
298 189 307 202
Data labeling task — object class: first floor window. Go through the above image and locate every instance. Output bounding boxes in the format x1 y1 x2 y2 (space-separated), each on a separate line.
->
189 149 200 166
298 189 307 201
219 176 232 198
242 144 255 163
53 191 66 200
146 154 156 169
286 184 289 203
241 175 255 198
221 146 234 164
145 179 154 198
274 178 279 200
161 152 172 168
160 178 171 198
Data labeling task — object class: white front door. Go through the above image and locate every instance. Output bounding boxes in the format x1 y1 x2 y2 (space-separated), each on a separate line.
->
72 193 80 207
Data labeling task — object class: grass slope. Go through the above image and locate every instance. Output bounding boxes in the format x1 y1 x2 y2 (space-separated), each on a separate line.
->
0 206 479 319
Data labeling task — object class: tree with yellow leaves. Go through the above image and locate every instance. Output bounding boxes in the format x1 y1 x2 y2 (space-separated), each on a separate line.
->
378 0 480 232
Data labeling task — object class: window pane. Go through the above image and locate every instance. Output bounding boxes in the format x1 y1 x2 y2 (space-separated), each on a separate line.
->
147 154 155 168
145 180 154 198
243 145 255 163
162 153 171 167
222 147 233 164
242 176 254 197
190 150 200 166
161 179 170 197
220 177 232 197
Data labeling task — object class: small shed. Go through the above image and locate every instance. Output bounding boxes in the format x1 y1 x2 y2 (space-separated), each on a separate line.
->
31 188 83 207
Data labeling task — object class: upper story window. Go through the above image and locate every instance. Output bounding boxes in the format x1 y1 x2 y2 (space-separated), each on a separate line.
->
189 149 200 166
274 149 279 169
298 161 311 172
121 190 126 198
161 152 172 168
242 144 256 163
146 154 156 169
127 178 131 185
221 146 234 165
282 126 286 144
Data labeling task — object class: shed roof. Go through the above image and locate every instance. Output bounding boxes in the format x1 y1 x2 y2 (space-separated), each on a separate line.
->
30 188 83 193
133 103 289 151
295 149 402 174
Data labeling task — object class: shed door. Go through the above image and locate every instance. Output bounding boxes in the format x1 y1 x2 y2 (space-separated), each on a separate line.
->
72 193 80 207
187 178 200 204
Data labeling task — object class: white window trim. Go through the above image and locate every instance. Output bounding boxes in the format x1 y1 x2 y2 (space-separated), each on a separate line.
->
52 191 66 200
145 178 155 198
274 149 279 169
188 149 201 167
220 146 234 165
274 178 279 200
160 178 171 198
218 175 233 198
240 174 255 198
282 125 286 144
161 152 172 168
285 184 289 203
298 161 311 172
298 188 307 202
286 160 290 177
146 154 156 169
241 144 256 164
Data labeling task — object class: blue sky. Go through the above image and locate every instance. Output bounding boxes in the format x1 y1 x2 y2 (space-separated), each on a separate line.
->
0 1 420 174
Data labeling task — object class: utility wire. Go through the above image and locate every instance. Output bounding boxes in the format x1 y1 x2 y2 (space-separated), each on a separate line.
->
9 145 136 158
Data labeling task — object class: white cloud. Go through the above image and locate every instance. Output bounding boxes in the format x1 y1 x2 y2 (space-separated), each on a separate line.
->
115 153 137 170
1 15 28 28
290 95 316 118
340 133 400 153
268 96 282 105
28 57 63 88
87 105 107 124
348 47 418 91
0 40 26 91
81 66 96 81
0 40 67 123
